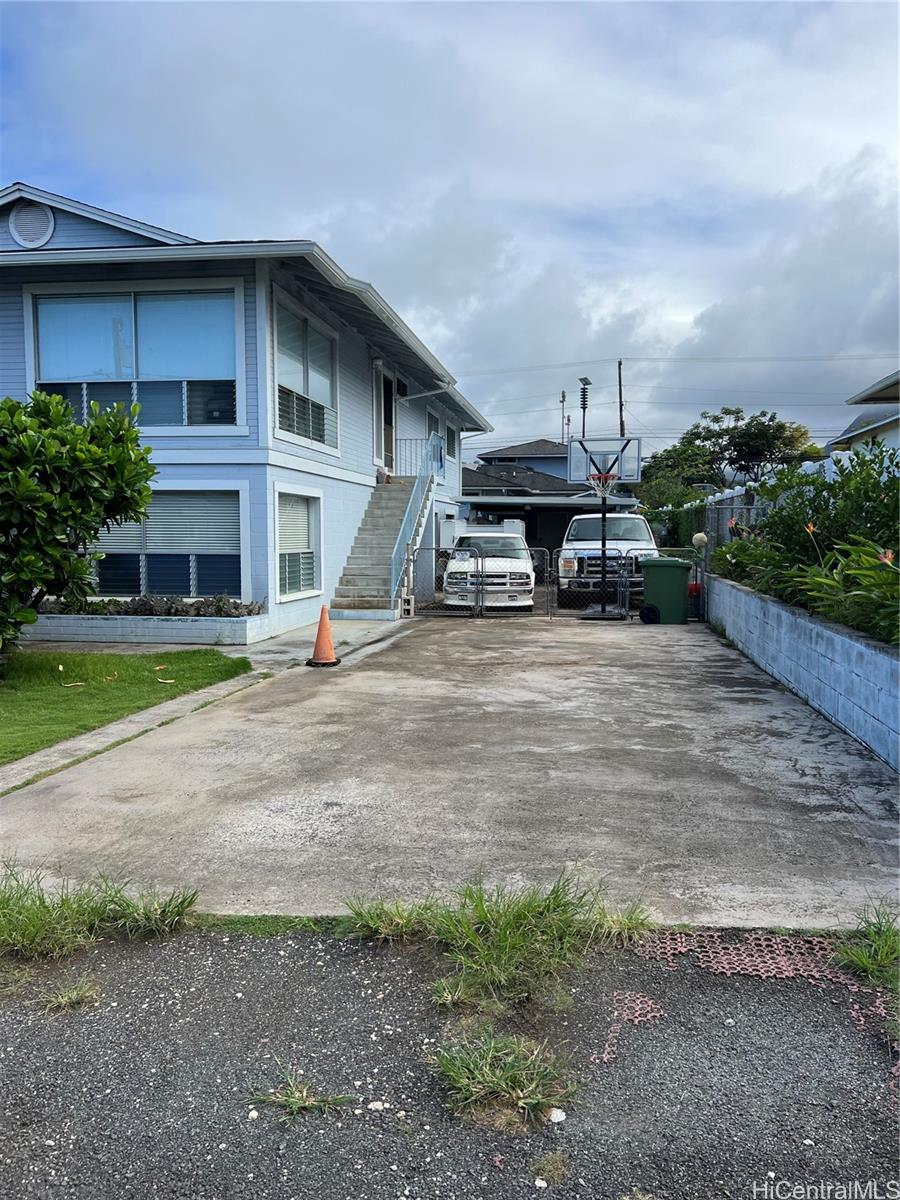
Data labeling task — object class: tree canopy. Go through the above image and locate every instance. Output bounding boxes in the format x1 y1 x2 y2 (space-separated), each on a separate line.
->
637 406 821 503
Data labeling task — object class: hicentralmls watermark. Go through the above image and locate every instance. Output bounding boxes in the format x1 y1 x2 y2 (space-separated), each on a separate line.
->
751 1181 900 1200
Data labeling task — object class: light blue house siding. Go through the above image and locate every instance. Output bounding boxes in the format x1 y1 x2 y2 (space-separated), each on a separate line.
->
3 186 489 638
0 204 164 252
0 259 261 446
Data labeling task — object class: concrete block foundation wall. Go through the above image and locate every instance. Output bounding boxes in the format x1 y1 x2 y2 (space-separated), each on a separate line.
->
22 613 271 646
706 575 899 770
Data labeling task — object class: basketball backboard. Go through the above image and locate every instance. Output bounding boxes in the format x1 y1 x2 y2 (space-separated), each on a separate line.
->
567 436 642 484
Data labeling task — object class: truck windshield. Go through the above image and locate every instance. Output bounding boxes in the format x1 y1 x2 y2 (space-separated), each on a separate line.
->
566 517 653 542
454 536 530 560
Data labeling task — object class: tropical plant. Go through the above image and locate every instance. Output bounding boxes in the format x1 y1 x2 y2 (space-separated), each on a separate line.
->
0 392 154 657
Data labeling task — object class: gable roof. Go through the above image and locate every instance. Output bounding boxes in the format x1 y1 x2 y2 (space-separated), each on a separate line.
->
463 463 590 495
478 438 567 460
828 403 899 450
0 182 198 246
846 370 900 406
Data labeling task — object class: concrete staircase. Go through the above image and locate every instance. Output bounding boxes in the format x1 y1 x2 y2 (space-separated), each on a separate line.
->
330 478 426 618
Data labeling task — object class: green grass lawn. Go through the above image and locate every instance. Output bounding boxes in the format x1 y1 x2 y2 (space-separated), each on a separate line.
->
0 649 252 765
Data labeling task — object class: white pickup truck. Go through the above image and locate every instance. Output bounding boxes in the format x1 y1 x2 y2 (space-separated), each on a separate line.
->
442 531 535 610
556 513 659 605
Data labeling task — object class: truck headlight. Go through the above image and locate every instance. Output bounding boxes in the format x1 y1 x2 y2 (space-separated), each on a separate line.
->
559 557 577 577
509 572 530 582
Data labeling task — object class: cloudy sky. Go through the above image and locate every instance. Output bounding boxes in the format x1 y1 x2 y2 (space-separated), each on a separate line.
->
1 0 897 455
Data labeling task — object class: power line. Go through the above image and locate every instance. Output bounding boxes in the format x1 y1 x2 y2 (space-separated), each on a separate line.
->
455 352 898 378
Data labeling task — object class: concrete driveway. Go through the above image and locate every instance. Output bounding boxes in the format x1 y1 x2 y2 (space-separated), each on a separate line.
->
3 620 896 926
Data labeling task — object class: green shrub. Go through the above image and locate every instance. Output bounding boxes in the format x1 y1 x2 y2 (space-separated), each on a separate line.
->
0 392 154 655
708 445 899 643
40 594 264 617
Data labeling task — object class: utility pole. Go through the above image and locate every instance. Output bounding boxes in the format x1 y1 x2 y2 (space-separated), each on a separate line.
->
559 389 566 442
578 377 592 438
617 359 625 437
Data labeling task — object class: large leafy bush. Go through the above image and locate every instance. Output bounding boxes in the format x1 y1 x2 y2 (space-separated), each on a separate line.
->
710 445 899 643
0 392 154 655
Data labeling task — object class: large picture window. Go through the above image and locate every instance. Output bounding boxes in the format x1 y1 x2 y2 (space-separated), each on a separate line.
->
95 491 242 598
278 492 317 597
275 299 337 449
34 288 238 426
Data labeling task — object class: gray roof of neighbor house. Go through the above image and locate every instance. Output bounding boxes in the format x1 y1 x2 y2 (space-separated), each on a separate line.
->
0 182 492 433
828 403 899 450
477 438 568 460
845 370 900 406
464 463 597 495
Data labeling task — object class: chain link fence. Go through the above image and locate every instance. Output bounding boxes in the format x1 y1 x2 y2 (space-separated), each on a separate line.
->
408 546 551 617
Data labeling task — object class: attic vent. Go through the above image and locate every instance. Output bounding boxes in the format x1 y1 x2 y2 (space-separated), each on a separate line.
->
8 200 55 248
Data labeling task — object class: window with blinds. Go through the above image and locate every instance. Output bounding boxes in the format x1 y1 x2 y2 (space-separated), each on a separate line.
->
95 490 241 598
275 300 338 449
34 289 238 427
278 492 316 597
446 425 458 459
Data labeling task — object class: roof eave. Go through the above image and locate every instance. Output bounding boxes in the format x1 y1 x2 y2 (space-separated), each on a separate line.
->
846 369 900 405
0 238 492 432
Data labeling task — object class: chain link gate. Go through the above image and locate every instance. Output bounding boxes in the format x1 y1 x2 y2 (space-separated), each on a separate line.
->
407 545 551 617
551 547 633 617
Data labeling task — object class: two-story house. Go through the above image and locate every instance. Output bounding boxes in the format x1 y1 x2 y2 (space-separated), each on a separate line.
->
0 183 491 640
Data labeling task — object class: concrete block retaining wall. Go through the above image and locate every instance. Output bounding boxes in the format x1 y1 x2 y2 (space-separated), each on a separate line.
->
22 613 271 646
706 575 899 770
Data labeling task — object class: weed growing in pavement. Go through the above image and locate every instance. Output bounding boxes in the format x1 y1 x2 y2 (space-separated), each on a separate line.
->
531 1151 571 1184
0 862 197 959
336 897 435 941
429 877 654 1011
43 974 100 1013
619 1192 656 1200
834 901 900 990
341 875 653 1011
429 1033 574 1126
251 1063 353 1120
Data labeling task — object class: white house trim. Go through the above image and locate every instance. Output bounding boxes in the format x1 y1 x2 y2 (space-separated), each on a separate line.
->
148 477 252 604
256 260 272 451
0 182 196 245
22 277 248 431
272 480 324 604
147 446 375 487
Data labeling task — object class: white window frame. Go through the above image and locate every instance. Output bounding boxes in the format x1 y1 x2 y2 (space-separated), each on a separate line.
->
273 480 324 603
445 423 458 461
426 407 442 441
95 480 251 603
272 284 341 458
23 278 248 436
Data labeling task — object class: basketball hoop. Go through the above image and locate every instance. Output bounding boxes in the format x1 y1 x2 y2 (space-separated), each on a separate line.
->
587 472 619 498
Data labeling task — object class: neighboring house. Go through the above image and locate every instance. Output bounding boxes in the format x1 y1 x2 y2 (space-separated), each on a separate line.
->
461 440 635 554
827 371 900 454
0 182 491 637
476 438 570 479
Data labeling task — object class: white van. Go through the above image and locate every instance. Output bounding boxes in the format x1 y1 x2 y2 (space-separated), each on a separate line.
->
442 531 535 609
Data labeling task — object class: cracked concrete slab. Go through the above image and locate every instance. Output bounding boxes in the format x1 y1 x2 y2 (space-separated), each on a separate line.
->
2 620 896 926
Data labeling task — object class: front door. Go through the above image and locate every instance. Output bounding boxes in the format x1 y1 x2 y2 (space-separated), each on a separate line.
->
382 374 395 471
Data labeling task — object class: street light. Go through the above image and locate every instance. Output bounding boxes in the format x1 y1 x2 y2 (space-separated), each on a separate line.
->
578 376 592 438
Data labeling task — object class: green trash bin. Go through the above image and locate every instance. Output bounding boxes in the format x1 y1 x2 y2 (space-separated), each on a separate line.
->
639 557 692 624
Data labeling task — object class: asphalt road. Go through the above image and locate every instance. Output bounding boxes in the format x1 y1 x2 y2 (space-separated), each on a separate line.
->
1 930 896 1200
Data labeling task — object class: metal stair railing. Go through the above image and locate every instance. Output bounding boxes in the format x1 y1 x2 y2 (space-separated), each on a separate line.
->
390 432 443 600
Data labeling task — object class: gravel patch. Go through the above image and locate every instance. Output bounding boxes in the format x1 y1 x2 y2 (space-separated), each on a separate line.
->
1 931 896 1199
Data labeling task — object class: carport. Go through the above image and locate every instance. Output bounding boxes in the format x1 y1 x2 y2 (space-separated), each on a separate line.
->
3 620 895 928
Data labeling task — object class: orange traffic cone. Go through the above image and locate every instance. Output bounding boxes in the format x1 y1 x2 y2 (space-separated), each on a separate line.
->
306 605 341 668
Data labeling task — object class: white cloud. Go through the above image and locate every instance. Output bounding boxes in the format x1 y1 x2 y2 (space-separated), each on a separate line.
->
1 1 896 451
